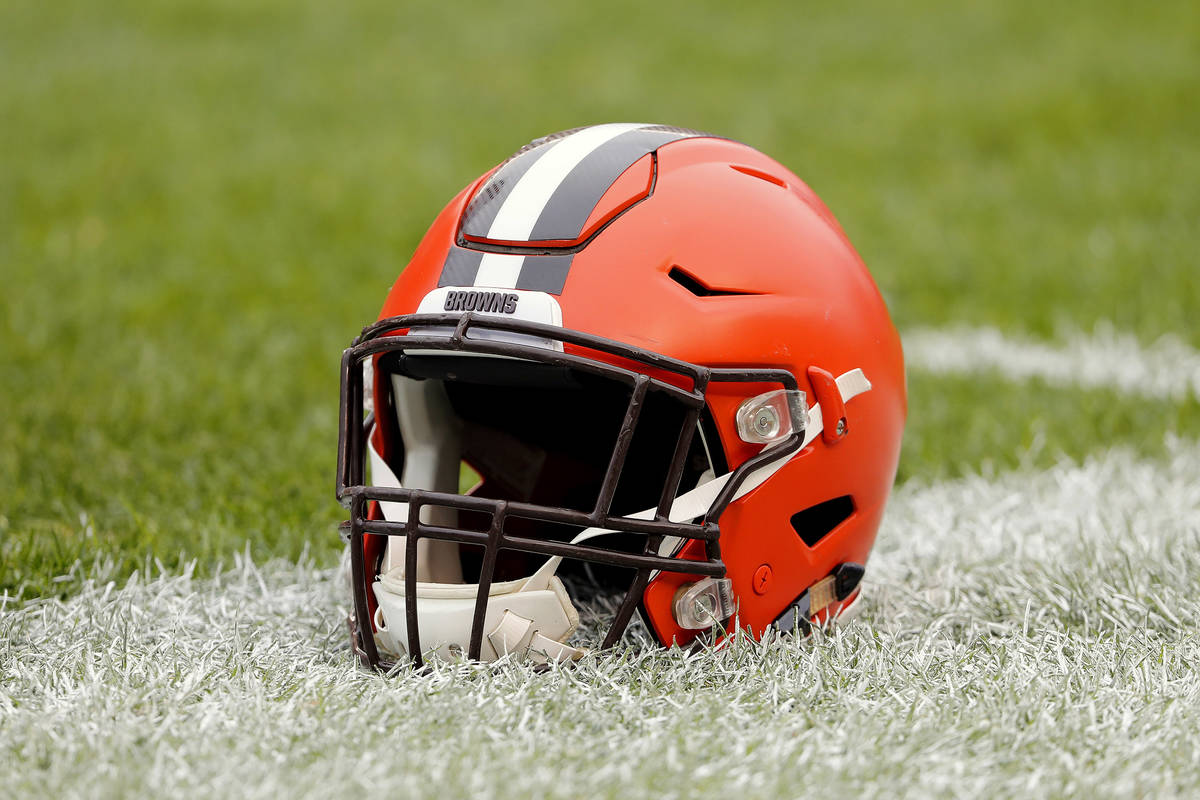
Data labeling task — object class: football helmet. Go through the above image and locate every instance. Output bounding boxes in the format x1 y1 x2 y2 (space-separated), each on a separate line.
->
336 124 905 668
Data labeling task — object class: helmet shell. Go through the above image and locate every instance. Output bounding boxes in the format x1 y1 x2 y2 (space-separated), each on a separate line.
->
374 130 905 647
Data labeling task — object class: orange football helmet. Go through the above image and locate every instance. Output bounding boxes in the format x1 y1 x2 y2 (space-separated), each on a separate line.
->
336 124 905 668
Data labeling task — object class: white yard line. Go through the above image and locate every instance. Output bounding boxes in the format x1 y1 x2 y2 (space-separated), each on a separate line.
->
873 436 1200 583
903 324 1200 401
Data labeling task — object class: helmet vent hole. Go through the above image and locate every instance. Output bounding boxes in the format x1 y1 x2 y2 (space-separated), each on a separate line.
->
668 266 759 298
790 495 855 547
730 164 788 189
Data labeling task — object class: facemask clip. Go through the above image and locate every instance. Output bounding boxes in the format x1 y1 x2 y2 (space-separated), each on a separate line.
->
673 577 736 629
735 389 808 445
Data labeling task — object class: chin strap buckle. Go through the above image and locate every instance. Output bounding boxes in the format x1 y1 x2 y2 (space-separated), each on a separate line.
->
774 562 865 635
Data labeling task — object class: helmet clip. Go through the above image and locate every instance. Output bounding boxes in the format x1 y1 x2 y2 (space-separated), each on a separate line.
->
673 578 736 629
807 366 849 445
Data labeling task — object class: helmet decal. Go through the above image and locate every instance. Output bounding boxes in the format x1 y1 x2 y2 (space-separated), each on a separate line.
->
440 124 715 294
438 245 576 293
524 126 711 242
461 123 711 244
465 123 647 241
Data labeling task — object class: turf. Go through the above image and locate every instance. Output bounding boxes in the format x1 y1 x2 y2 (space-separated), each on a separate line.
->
4 446 1198 798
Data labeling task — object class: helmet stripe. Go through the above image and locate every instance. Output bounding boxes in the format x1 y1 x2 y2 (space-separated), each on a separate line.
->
443 124 714 295
513 254 575 293
473 251 527 288
484 123 647 242
459 139 554 239
437 248 574 294
527 126 702 242
438 245 484 287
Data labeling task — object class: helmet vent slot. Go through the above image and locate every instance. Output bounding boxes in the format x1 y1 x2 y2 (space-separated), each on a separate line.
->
790 495 855 547
668 266 759 298
730 164 788 189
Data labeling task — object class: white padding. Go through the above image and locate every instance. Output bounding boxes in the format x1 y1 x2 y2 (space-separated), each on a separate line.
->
486 611 586 663
371 573 580 663
376 376 463 583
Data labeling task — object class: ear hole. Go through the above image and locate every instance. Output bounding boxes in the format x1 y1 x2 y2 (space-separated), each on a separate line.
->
790 495 855 547
667 266 759 297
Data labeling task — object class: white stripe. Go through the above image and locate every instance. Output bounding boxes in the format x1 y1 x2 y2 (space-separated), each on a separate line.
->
904 324 1200 402
873 438 1200 581
473 252 527 289
485 123 648 243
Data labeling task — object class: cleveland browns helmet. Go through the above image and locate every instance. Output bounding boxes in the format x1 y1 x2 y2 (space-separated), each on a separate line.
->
336 124 905 668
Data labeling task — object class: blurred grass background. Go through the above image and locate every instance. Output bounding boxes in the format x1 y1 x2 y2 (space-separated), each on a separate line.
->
2 0 1198 596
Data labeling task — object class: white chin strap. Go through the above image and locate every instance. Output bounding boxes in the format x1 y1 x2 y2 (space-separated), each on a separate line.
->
364 368 872 663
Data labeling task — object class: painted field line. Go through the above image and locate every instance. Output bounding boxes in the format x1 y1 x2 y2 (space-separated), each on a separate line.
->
903 324 1200 401
873 436 1200 577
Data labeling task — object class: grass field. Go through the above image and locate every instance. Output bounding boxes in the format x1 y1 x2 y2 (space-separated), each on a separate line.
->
2 0 1198 796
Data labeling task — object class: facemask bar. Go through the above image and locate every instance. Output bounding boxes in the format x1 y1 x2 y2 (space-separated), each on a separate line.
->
337 312 805 669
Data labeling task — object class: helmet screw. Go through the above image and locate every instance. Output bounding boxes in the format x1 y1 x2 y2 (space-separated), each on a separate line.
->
836 419 847 437
751 407 780 438
752 564 773 595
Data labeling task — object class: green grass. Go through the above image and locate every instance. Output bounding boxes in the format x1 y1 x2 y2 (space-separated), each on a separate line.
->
3 0 1199 593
